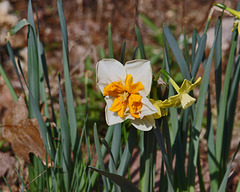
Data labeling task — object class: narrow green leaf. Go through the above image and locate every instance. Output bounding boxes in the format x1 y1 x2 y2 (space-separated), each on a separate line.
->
142 130 156 192
140 14 159 32
206 91 218 192
57 0 78 152
93 123 109 191
36 5 49 118
197 153 206 192
159 160 167 192
108 23 114 58
187 19 221 191
101 135 121 192
164 35 179 147
6 42 25 96
236 179 240 192
215 29 238 178
15 166 29 192
109 124 121 173
118 127 137 176
27 0 39 119
191 28 198 66
135 25 146 59
218 142 240 192
163 25 190 80
8 19 29 36
90 125 114 188
0 63 18 102
153 122 174 191
214 17 222 109
223 52 240 171
133 46 139 60
191 34 207 78
89 166 141 192
120 42 126 63
58 74 71 191
98 47 105 59
101 138 116 168
183 27 190 65
2 176 13 192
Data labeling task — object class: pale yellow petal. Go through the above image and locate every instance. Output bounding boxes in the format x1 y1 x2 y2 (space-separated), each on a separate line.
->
186 77 202 92
168 94 181 108
149 99 168 119
181 93 196 109
238 22 240 35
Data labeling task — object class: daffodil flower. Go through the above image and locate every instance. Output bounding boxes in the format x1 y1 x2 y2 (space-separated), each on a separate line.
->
168 77 201 109
96 59 158 131
149 99 173 119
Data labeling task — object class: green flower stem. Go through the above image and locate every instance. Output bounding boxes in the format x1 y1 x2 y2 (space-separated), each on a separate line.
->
168 78 180 93
159 69 180 93
215 3 240 18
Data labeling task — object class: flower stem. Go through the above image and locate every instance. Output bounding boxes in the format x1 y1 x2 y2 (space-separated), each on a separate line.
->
215 3 240 18
169 78 180 93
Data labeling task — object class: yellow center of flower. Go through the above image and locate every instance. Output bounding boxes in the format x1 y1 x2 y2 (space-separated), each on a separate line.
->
120 91 130 102
103 74 144 118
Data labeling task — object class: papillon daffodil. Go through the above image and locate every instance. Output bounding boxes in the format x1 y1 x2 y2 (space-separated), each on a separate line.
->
168 77 201 109
149 99 173 119
96 59 157 131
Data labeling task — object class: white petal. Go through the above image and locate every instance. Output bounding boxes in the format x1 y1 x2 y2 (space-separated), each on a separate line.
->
125 60 152 96
96 59 126 92
104 97 124 125
139 93 158 119
130 115 155 131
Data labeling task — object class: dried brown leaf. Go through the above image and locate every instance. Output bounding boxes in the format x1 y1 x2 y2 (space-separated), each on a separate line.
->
2 94 49 162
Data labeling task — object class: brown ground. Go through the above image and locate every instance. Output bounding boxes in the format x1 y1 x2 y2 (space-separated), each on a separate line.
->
0 0 240 191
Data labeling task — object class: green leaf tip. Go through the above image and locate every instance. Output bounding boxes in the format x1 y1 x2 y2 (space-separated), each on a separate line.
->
214 3 226 10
